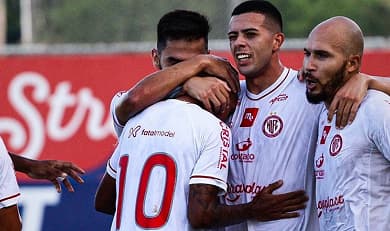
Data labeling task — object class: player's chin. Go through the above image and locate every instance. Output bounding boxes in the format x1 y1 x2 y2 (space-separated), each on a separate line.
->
305 91 324 104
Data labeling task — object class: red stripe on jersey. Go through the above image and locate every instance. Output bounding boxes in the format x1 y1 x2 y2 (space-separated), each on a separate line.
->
0 193 21 203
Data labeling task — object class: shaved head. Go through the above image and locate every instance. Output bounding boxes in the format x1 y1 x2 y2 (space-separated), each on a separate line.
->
304 16 365 106
309 16 364 58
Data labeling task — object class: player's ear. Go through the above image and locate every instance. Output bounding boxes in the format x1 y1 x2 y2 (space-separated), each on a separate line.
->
272 32 284 52
346 55 361 73
151 48 162 70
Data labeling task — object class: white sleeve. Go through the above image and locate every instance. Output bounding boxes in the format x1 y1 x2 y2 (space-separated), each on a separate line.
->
106 144 120 179
110 91 127 138
0 138 20 209
189 120 231 196
366 92 390 161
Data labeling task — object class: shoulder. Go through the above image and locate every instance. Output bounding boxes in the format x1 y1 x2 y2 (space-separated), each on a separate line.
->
362 90 390 110
359 90 390 119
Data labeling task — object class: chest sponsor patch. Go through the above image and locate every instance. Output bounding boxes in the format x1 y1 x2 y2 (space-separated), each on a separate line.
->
320 126 331 144
240 108 259 127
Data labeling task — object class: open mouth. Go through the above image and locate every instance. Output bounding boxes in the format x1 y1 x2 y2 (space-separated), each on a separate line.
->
305 77 318 91
235 53 251 63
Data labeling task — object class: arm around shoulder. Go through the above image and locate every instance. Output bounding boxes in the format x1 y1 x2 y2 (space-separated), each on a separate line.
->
367 74 390 95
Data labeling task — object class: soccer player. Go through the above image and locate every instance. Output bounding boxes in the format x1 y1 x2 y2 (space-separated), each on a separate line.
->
303 16 390 231
0 137 22 231
95 9 309 230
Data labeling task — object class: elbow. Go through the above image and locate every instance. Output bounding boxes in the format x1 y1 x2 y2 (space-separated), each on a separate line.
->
116 92 143 123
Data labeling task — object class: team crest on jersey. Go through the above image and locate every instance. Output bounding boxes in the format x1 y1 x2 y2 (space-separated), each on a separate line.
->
262 114 283 138
329 134 342 156
320 126 331 144
240 108 259 127
315 153 325 180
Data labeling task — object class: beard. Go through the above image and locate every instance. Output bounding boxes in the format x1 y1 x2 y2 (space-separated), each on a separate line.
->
306 63 347 104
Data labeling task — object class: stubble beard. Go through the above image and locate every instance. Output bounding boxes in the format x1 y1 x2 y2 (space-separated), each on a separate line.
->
306 63 347 105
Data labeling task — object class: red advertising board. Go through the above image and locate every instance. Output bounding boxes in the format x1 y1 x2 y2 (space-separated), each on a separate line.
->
1 50 390 175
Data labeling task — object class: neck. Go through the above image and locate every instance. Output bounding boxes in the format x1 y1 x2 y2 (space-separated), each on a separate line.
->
246 58 284 94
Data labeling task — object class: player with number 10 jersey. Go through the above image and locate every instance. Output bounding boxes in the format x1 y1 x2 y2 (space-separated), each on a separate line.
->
106 99 231 230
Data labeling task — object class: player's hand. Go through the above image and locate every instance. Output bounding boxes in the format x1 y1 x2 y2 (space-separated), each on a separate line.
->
328 72 369 128
26 159 85 193
249 180 308 221
198 55 240 94
184 76 231 114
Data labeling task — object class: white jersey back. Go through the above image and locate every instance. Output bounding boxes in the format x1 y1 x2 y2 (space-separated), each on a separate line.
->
226 68 323 231
315 90 390 231
107 99 231 230
0 137 20 209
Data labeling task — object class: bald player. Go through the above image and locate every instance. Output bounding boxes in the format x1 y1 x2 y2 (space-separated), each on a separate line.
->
303 16 390 231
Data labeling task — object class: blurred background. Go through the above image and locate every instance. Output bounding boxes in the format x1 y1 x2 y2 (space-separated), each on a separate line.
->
1 0 389 231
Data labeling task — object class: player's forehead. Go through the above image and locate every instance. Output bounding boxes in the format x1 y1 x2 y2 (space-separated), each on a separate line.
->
161 38 207 60
307 29 344 55
229 12 267 33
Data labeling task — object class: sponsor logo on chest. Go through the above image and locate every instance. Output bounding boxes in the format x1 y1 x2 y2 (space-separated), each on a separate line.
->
232 138 255 163
240 108 259 127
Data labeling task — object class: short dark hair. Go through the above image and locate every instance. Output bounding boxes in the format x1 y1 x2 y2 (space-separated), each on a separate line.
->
157 10 210 52
231 0 283 33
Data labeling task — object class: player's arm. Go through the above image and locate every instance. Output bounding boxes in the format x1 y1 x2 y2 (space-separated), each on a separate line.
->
188 180 308 229
94 173 116 215
116 54 239 125
9 152 85 193
367 75 390 94
0 205 22 231
328 73 390 128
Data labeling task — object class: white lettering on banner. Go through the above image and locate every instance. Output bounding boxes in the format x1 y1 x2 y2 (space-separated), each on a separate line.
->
19 186 61 231
0 72 114 159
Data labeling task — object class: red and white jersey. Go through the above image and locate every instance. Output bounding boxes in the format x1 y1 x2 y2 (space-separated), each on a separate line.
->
0 137 20 209
106 99 231 230
314 90 390 231
110 91 127 137
225 68 323 231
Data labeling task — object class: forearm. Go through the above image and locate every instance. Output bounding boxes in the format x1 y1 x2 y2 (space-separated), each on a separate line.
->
198 201 253 228
9 152 33 174
368 75 390 95
116 57 206 124
188 184 253 229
